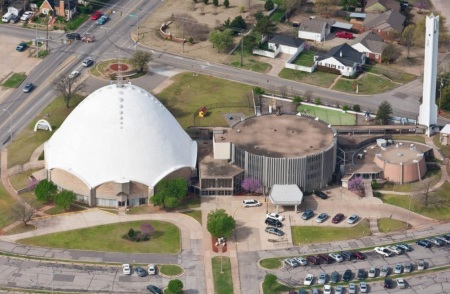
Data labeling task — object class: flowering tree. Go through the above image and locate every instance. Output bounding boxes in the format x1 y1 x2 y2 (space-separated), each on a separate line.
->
348 176 365 197
241 177 261 194
417 0 427 13
141 223 154 237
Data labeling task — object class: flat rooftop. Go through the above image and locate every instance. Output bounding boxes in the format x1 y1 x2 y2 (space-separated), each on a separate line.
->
217 114 335 158
377 143 429 164
199 155 244 178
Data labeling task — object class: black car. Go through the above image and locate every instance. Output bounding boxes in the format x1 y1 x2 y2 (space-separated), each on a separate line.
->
357 269 366 280
66 33 81 40
314 190 328 199
343 269 352 282
416 239 431 248
384 278 392 289
23 82 34 93
147 285 163 294
340 251 355 260
134 266 147 277
265 218 283 227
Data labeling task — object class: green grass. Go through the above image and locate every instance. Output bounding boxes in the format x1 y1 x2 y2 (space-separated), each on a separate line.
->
66 14 90 30
433 135 450 157
19 191 45 210
230 58 271 73
212 256 233 294
0 184 17 229
7 94 85 168
2 73 27 88
156 73 254 129
126 206 153 214
263 282 294 294
18 220 181 254
181 210 202 224
270 8 286 22
259 258 282 269
179 195 201 209
279 68 337 88
391 135 426 144
297 104 356 125
8 169 41 191
293 50 316 67
332 73 397 94
45 204 86 215
364 64 416 84
378 218 410 233
159 264 183 276
291 219 371 245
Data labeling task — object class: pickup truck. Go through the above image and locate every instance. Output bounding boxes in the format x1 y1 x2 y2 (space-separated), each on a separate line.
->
81 34 95 43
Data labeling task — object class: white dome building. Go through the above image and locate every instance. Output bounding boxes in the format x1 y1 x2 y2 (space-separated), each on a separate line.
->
44 83 197 207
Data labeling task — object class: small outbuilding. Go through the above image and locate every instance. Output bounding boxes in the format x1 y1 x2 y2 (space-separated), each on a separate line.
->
198 106 207 117
269 184 303 213
440 124 450 145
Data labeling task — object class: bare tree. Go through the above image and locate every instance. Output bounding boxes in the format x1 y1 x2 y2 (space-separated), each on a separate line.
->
416 179 433 207
53 75 85 108
401 24 415 59
174 13 210 41
10 201 37 226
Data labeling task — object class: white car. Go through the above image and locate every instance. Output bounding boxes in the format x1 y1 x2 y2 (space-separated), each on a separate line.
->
294 256 308 266
397 278 406 289
335 285 344 294
68 70 80 79
122 264 131 275
368 267 376 278
328 253 343 262
242 199 261 207
386 245 402 254
323 284 332 294
304 273 314 286
147 264 156 275
347 214 359 224
348 283 356 294
20 11 33 21
374 247 392 257
266 212 284 221
318 272 327 285
417 260 425 270
360 282 368 293
394 263 403 274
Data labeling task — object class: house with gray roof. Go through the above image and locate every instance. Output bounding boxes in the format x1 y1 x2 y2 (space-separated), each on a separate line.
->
351 31 387 63
268 34 305 55
361 10 405 40
298 18 335 42
315 43 366 77
365 0 400 13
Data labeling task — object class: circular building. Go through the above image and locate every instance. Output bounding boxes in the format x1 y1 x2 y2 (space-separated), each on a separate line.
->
208 114 337 193
374 142 428 184
44 83 197 207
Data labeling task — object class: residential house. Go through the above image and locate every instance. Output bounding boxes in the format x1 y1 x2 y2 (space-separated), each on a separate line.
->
361 10 405 40
364 0 400 13
268 34 305 55
351 31 387 63
39 0 76 19
440 124 450 145
298 18 335 42
315 43 366 77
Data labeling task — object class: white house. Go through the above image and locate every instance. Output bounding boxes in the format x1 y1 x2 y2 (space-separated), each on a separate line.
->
298 18 335 42
315 43 366 77
268 34 305 55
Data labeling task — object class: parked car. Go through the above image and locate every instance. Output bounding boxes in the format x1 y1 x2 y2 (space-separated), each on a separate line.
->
360 281 368 293
314 190 328 199
16 42 27 52
328 253 343 262
294 257 308 266
135 266 147 277
384 278 392 288
331 213 344 224
435 236 450 244
404 262 413 273
304 273 314 286
301 209 314 220
66 33 81 40
91 10 102 20
316 213 328 223
147 285 163 294
374 247 392 257
20 11 33 21
23 82 34 93
284 258 299 268
242 199 261 207
353 251 365 260
265 227 284 236
265 218 283 227
416 239 431 248
343 269 352 282
82 34 95 43
96 14 109 25
336 31 354 39
307 256 320 265
396 278 406 289
318 272 327 285
82 57 94 67
147 264 157 275
368 267 376 278
340 251 355 260
348 283 356 294
323 284 332 294
330 271 339 283
428 238 444 246
417 260 425 270
335 285 343 294
357 269 366 280
347 214 359 224
318 254 332 264
9 14 19 23
386 245 402 254
380 266 389 277
266 212 284 221
396 243 412 251
122 264 131 275
68 70 80 79
311 288 319 294
394 263 403 274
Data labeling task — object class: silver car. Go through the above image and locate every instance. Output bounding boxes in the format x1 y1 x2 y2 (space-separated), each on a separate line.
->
360 282 368 293
394 263 403 274
316 213 328 223
348 283 356 294
368 267 376 278
380 266 389 277
318 272 327 285
404 262 413 273
294 257 308 266
347 214 359 224
335 285 344 294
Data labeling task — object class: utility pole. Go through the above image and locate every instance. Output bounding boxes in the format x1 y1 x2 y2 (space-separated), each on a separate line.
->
46 14 49 51
439 77 444 113
129 13 139 52
240 36 243 66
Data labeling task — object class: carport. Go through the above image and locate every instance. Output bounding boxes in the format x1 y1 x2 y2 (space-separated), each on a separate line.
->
332 22 353 31
269 184 303 213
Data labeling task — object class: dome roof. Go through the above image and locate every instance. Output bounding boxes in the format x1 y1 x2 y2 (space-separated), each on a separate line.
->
44 83 197 188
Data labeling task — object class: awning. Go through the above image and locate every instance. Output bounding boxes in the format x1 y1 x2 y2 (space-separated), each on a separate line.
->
349 12 366 18
269 184 303 206
332 22 353 30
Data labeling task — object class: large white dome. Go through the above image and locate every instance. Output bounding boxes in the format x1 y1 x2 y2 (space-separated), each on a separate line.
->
44 83 197 189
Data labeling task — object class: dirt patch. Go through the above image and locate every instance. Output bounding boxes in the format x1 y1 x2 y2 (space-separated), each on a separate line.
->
109 63 130 71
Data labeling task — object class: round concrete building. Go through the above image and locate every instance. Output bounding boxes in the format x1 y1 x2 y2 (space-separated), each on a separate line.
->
44 83 197 207
209 114 337 193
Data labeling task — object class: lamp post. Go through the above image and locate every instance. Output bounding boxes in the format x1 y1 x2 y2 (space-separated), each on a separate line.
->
406 194 413 229
129 13 139 52
2 108 12 143
35 23 39 57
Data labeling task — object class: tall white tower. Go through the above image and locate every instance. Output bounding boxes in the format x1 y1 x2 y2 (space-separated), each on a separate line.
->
419 14 439 137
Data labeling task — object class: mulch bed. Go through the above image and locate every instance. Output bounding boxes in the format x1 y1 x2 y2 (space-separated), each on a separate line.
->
211 236 227 253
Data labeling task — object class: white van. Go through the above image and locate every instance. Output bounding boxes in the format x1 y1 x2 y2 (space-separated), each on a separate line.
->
2 12 12 23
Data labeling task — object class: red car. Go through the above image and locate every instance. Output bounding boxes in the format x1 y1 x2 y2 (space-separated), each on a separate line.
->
332 213 344 224
352 251 365 260
336 31 354 39
91 11 102 20
306 256 320 265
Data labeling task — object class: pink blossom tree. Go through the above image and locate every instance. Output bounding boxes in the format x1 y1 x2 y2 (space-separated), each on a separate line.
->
241 177 261 194
348 176 365 197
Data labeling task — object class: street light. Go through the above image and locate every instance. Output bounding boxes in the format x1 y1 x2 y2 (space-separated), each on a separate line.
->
406 194 413 229
129 13 139 52
2 108 12 143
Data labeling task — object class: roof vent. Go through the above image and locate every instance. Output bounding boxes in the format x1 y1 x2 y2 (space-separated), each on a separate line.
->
340 50 343 57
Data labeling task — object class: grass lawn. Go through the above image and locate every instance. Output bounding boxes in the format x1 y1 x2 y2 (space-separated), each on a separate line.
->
0 184 17 229
8 169 41 191
259 258 282 269
230 57 271 73
332 73 397 94
45 204 86 215
6 223 36 235
212 256 233 294
364 64 416 84
378 218 410 233
297 104 356 125
377 165 441 192
271 8 286 22
263 282 294 294
19 191 45 210
433 135 450 157
156 73 254 130
159 264 183 276
181 210 202 224
291 219 371 245
293 50 316 67
279 68 337 88
7 94 85 168
2 72 27 88
391 135 426 144
179 195 201 209
18 220 181 254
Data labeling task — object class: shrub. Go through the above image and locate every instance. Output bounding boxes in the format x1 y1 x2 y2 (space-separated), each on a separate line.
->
223 0 229 8
371 179 378 189
314 97 321 105
123 228 150 242
263 274 278 291
253 87 265 95
264 0 275 11
353 104 361 112
348 176 365 196
168 279 184 294
342 105 349 111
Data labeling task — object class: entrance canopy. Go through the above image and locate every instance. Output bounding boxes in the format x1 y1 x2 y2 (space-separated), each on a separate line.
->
269 184 303 206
